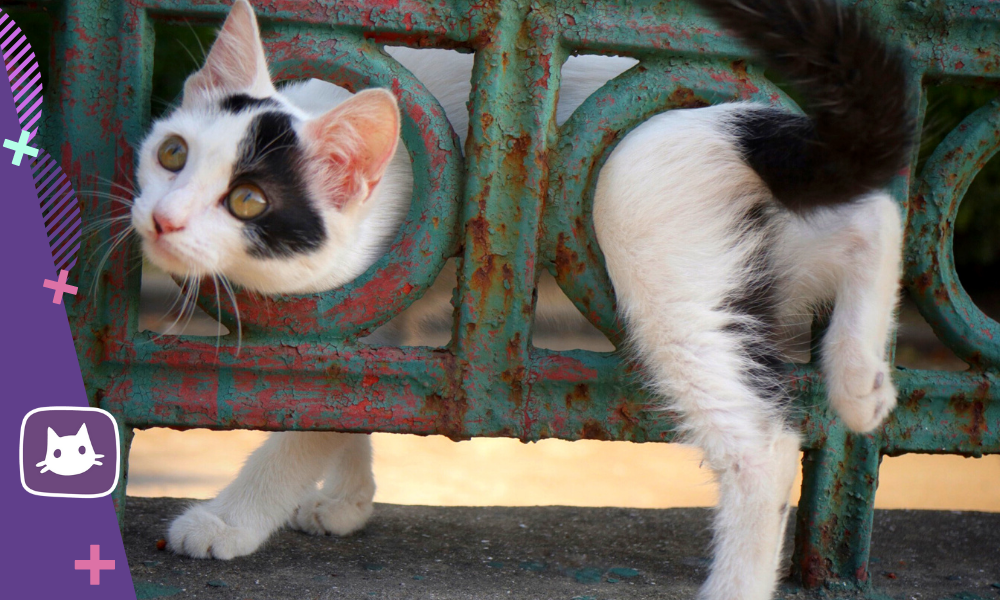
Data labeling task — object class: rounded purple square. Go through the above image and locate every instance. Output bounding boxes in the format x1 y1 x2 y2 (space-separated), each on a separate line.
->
20 407 120 498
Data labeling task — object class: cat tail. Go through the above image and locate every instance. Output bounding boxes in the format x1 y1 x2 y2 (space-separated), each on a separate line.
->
695 0 916 210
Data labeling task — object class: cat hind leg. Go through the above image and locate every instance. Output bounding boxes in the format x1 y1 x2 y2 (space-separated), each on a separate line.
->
290 433 375 536
624 303 799 600
701 428 800 600
779 193 903 432
167 431 362 559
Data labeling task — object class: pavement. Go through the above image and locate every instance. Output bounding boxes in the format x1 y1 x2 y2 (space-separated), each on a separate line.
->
124 497 999 600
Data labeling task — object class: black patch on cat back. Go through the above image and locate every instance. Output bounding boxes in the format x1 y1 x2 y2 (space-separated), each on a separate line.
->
220 94 279 113
721 203 789 409
233 111 326 258
698 0 915 210
732 108 819 208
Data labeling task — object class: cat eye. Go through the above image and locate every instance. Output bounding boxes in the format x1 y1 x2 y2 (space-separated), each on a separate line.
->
226 183 268 220
157 135 188 172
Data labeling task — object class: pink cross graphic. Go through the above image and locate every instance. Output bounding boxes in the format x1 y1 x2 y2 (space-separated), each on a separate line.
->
42 269 78 304
75 545 115 585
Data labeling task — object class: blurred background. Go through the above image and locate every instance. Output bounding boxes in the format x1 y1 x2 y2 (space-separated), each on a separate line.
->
13 11 999 512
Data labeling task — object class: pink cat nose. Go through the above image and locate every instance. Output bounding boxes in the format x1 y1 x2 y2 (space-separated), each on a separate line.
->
152 212 184 236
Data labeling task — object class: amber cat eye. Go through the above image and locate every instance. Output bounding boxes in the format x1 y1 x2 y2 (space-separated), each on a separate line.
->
157 135 188 172
226 183 268 220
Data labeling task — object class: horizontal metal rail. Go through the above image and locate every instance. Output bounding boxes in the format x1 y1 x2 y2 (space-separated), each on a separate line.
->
7 0 997 593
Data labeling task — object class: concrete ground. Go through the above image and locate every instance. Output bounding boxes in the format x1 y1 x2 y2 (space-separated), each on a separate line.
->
125 497 999 600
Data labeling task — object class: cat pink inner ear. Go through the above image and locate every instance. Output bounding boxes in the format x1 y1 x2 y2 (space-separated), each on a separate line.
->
182 0 275 104
302 89 401 208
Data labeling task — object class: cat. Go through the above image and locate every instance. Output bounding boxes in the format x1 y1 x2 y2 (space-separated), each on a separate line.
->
127 1 912 598
36 424 105 476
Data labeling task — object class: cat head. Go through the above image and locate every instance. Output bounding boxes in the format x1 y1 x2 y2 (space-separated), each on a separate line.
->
35 424 105 477
131 0 403 294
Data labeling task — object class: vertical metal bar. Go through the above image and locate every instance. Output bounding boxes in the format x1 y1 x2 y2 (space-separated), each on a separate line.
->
455 0 564 440
791 68 926 590
55 0 153 525
793 428 882 591
111 423 134 529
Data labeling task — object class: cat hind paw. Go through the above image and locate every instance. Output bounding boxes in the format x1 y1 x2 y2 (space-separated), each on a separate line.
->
826 355 897 433
290 490 373 537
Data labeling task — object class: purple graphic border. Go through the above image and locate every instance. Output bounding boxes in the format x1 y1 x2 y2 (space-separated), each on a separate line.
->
0 7 136 600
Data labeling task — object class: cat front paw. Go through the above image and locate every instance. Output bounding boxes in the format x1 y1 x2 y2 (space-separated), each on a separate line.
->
290 490 374 537
167 504 268 560
825 354 897 433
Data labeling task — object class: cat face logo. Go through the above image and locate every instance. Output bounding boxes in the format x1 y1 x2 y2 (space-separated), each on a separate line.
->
35 423 105 476
20 407 120 498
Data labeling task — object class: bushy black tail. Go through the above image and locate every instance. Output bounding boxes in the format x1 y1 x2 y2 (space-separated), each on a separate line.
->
696 0 915 210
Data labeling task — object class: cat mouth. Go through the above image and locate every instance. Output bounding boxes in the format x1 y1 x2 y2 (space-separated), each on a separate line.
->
143 237 197 275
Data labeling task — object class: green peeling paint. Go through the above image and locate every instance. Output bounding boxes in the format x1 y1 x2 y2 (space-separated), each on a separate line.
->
134 582 183 600
17 0 998 595
572 567 604 583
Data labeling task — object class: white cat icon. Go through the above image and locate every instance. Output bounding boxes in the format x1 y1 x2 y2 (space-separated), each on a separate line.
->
20 406 120 498
35 423 105 476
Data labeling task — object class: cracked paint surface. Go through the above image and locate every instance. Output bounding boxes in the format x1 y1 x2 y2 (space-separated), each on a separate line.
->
36 0 1000 592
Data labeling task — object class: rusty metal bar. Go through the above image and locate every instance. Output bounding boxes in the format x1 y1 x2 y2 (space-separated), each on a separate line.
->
7 0 998 593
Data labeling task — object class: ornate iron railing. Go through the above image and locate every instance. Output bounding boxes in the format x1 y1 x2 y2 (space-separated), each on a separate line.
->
8 0 999 593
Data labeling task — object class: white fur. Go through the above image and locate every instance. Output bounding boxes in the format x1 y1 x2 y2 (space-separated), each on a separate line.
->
168 432 373 559
144 4 903 599
593 105 902 599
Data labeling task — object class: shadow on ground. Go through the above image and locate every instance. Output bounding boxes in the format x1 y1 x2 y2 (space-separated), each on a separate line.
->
125 497 999 600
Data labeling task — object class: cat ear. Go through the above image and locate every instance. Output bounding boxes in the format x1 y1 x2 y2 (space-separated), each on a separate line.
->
182 0 275 105
76 423 89 439
300 89 401 208
47 427 57 445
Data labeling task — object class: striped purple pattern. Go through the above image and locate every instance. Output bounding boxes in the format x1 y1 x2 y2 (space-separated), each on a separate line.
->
0 8 43 141
33 151 81 272
1 8 82 272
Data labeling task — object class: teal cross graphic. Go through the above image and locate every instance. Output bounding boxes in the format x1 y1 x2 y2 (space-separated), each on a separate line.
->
3 130 38 166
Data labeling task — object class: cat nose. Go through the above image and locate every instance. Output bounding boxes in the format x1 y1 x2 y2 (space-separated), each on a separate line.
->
152 212 184 236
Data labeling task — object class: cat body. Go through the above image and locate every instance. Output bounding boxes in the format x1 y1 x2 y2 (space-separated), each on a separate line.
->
130 1 912 599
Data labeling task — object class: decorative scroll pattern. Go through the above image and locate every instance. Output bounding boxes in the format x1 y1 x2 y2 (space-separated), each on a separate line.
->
19 0 999 590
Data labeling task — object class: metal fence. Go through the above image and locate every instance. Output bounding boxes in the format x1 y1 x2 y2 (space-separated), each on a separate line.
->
10 0 999 593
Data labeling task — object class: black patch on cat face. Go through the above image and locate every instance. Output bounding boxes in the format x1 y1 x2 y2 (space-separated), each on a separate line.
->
720 202 789 414
232 111 326 258
221 94 279 113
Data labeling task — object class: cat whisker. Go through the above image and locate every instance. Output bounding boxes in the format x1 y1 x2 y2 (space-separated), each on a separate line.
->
160 277 193 336
169 274 203 339
149 273 192 341
75 195 135 211
80 214 133 236
211 273 223 357
89 226 137 300
242 139 297 168
175 41 201 71
88 173 140 198
151 95 179 112
183 19 209 62
178 274 203 336
220 274 243 356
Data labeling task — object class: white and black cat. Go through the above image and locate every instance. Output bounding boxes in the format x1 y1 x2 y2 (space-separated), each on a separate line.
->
128 1 912 598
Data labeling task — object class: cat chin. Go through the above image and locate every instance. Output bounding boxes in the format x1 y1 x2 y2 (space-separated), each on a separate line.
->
141 238 217 281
